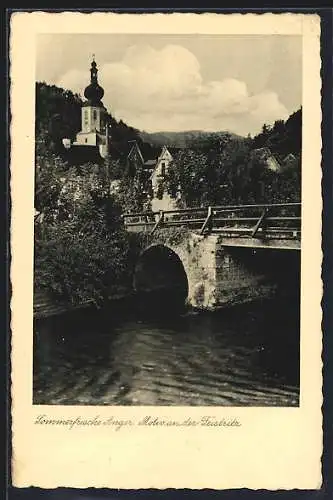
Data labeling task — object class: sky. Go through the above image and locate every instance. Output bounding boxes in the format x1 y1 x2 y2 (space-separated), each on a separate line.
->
36 34 302 136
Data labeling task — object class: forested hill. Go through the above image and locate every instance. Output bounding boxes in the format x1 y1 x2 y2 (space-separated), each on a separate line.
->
140 109 301 158
139 130 241 148
35 82 145 153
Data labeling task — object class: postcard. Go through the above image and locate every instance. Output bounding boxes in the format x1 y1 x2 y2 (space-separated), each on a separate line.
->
10 11 322 489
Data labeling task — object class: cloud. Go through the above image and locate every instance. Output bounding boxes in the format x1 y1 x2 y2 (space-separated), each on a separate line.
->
57 44 289 136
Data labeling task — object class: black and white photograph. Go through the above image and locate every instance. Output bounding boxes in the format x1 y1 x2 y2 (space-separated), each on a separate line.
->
32 32 303 407
10 12 323 490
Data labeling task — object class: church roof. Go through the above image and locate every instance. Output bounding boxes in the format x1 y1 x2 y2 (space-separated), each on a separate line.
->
84 57 105 107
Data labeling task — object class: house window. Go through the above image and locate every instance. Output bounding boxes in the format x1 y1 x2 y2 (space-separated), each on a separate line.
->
84 110 88 125
85 138 88 143
161 162 166 176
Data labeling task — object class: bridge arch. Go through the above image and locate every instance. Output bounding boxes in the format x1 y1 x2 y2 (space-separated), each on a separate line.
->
133 244 189 305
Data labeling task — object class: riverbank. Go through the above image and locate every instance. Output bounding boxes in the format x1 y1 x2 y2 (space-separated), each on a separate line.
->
34 289 95 320
33 287 137 320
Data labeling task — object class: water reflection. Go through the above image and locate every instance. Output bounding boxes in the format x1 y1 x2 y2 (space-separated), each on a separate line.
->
33 292 299 406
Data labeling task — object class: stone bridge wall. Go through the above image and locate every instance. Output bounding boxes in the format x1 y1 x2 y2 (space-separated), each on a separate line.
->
139 231 280 310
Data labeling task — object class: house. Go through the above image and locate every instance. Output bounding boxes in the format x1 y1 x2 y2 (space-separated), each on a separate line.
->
122 141 157 193
282 153 299 169
34 208 45 224
251 147 281 172
121 141 180 212
150 145 179 212
283 153 296 164
110 179 122 195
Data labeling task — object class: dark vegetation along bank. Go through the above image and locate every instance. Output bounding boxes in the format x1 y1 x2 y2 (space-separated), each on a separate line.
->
34 82 302 310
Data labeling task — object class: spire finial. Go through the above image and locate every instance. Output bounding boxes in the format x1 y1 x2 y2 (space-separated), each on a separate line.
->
85 54 104 104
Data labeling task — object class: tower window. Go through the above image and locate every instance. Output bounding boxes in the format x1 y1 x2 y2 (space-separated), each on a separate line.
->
93 109 97 121
84 110 88 125
161 162 166 176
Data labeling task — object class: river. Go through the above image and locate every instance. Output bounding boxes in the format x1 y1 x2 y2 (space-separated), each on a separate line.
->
33 289 300 407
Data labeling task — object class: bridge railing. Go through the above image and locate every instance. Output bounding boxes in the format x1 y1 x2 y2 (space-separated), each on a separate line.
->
122 202 302 240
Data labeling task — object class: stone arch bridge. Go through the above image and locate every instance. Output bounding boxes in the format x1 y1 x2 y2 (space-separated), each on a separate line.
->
123 203 301 310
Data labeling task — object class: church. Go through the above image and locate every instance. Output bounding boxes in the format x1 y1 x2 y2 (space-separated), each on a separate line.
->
63 57 179 212
63 57 109 162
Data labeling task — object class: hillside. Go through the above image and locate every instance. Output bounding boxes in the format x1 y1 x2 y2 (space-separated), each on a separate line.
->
139 129 242 148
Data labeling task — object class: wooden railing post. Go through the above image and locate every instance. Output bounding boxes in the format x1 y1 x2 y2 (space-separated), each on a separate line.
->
200 206 213 235
151 210 164 234
251 208 269 237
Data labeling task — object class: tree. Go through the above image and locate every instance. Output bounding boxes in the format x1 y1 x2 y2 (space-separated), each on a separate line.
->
166 149 209 207
34 147 68 215
113 175 149 213
164 110 301 209
34 150 133 305
251 108 302 158
165 135 252 207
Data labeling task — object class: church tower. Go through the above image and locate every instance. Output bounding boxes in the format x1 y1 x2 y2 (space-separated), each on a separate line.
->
72 57 109 158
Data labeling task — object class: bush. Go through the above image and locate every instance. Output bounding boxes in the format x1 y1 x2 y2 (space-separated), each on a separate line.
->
34 152 134 306
35 220 132 306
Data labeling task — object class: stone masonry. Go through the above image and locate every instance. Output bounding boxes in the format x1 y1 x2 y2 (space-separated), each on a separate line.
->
138 232 285 310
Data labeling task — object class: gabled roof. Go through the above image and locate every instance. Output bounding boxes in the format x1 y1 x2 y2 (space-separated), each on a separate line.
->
251 147 282 171
127 140 144 164
154 145 181 162
124 140 163 164
252 147 272 157
252 147 282 163
283 153 297 163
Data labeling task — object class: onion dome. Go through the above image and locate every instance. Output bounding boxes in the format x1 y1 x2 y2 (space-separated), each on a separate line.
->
84 58 104 106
